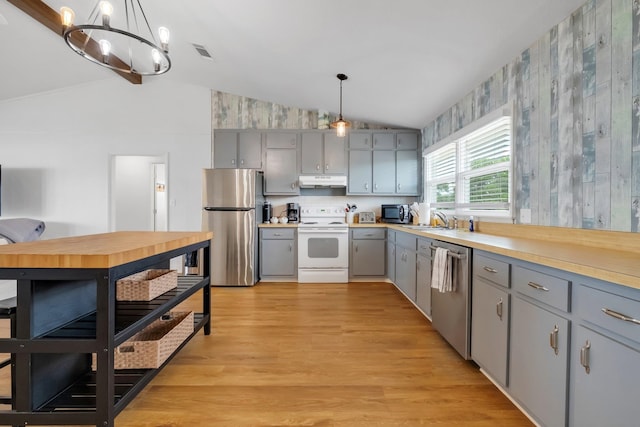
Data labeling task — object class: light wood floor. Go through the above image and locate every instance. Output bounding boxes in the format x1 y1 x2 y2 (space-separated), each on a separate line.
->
2 282 533 426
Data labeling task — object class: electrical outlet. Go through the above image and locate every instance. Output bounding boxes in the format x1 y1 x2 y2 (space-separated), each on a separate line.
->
520 208 531 224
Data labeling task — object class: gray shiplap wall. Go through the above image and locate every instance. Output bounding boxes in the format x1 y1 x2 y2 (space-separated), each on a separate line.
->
423 0 640 232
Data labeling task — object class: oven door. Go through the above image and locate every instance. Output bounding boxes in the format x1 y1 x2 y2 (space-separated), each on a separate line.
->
298 227 349 269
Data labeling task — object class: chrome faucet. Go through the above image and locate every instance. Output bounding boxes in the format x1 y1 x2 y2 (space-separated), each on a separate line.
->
434 211 449 228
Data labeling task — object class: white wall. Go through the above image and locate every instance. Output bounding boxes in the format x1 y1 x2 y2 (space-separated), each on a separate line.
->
0 78 211 238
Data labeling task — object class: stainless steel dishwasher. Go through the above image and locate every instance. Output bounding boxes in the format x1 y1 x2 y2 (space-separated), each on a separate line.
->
430 240 472 359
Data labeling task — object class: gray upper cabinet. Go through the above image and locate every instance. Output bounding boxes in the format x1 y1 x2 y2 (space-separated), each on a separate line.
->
348 150 372 194
214 131 262 169
264 132 299 195
301 132 346 175
347 130 421 196
372 150 395 194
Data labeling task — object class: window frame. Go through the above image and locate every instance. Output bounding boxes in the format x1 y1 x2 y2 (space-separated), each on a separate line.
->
423 105 514 221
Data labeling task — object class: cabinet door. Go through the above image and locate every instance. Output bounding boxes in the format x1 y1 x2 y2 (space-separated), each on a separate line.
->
349 132 372 149
372 133 395 149
395 248 416 301
387 241 396 283
396 149 419 195
323 133 347 174
348 150 372 194
397 132 419 150
416 253 431 316
572 326 640 427
237 132 262 169
214 132 238 168
351 239 385 276
372 150 395 193
510 297 569 427
265 149 299 195
471 280 509 387
301 133 323 173
261 239 295 276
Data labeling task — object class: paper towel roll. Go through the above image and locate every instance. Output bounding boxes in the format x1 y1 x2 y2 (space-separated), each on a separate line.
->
418 203 430 225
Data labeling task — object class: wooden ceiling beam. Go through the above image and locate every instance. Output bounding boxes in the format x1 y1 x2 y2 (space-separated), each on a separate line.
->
7 0 142 85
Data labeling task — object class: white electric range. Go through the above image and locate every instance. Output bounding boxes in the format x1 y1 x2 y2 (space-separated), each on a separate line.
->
297 206 349 283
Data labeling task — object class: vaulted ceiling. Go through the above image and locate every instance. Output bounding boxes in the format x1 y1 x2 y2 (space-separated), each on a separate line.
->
0 0 586 128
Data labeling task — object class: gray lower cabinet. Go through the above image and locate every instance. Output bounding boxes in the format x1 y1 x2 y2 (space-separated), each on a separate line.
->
394 232 417 301
510 264 571 427
570 283 640 427
471 279 510 387
214 131 262 169
259 228 296 279
264 132 299 195
415 238 432 316
350 228 386 277
386 230 396 283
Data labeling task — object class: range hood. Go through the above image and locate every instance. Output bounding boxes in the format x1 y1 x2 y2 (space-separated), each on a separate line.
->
298 175 347 188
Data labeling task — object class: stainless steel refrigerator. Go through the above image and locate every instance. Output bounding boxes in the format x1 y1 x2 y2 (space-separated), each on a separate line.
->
202 169 264 286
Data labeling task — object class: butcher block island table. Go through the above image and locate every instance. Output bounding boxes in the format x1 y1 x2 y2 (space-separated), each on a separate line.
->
0 231 212 427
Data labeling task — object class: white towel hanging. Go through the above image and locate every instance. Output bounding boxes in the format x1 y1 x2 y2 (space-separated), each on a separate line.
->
431 247 452 293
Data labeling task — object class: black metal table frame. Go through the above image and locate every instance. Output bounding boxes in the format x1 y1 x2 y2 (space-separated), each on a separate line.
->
0 240 211 426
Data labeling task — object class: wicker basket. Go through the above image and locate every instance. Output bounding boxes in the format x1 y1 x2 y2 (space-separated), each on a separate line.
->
116 269 178 301
113 311 194 369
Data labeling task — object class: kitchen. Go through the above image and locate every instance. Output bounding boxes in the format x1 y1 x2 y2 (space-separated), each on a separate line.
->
1 0 639 425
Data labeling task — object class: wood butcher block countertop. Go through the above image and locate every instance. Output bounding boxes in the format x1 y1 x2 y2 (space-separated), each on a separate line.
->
0 231 213 269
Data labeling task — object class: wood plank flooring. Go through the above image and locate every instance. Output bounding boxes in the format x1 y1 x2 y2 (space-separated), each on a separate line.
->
1 282 532 426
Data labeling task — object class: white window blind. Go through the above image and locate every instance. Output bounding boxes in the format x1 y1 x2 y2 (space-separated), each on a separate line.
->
459 116 511 210
425 143 456 208
424 114 512 217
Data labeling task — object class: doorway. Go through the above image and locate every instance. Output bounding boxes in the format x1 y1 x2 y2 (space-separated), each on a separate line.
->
110 154 169 231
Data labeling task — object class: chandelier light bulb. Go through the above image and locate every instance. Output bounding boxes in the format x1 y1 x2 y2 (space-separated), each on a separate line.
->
336 121 347 137
99 39 111 63
158 26 170 52
152 48 161 72
100 1 113 27
60 7 75 29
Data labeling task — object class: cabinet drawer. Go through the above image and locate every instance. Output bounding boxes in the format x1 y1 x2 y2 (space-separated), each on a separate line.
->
395 232 417 250
416 238 431 258
387 229 396 243
474 254 510 288
351 228 385 239
576 284 640 344
513 265 570 312
372 133 395 149
261 228 295 239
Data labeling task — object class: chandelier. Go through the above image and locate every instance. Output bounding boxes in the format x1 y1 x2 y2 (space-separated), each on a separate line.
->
330 73 351 137
60 0 171 76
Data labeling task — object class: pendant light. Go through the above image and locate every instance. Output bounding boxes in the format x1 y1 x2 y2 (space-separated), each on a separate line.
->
330 73 351 137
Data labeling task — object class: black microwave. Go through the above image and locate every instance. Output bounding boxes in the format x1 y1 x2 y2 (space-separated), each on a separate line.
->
381 204 410 224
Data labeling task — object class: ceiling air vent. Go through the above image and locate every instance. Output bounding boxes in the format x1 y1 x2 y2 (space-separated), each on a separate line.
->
192 44 212 60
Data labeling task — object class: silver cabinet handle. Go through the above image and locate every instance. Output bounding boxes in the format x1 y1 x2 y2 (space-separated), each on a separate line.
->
289 243 292 252
375 183 378 189
483 266 498 273
316 164 320 170
364 183 369 190
601 308 640 325
417 260 421 270
240 159 245 165
419 245 428 250
397 183 401 190
231 159 236 165
528 281 550 292
355 244 359 253
549 324 559 355
496 298 503 320
273 233 282 237
325 164 329 170
580 340 591 374
291 183 296 189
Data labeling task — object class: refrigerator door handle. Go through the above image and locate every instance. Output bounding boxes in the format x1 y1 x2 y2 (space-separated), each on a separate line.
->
204 207 253 212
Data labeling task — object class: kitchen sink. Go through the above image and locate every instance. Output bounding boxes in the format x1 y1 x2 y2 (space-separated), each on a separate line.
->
400 225 451 231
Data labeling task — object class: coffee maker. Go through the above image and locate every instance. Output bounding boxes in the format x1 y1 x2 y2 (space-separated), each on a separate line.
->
287 202 299 223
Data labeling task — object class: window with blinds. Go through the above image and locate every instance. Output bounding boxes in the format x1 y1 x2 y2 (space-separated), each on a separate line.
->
425 114 512 217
